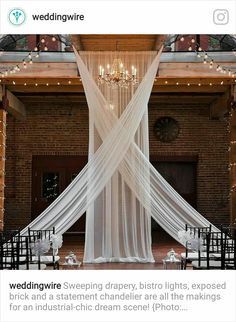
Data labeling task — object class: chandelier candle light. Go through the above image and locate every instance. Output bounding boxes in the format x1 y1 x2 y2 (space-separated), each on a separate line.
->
98 59 138 88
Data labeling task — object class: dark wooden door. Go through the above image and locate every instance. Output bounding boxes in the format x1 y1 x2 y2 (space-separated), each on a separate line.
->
151 159 197 230
151 160 197 208
32 156 87 232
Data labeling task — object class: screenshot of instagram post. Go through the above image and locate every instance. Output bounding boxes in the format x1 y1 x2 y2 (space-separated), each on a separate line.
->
0 1 236 322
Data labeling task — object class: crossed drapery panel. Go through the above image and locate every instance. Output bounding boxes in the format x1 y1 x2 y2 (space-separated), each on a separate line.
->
80 50 157 262
75 50 219 263
20 50 161 253
20 49 219 264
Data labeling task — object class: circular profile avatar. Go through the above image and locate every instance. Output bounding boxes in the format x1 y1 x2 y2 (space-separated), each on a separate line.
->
9 8 26 25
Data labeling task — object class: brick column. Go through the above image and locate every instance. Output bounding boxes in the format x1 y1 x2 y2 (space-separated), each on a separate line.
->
0 104 6 230
229 85 236 225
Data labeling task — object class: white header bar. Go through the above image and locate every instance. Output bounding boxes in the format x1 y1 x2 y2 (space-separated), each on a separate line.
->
0 0 235 34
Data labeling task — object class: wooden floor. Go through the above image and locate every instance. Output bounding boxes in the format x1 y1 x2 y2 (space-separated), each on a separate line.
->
58 229 187 270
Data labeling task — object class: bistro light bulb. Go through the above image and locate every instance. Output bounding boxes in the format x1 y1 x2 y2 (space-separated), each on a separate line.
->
41 38 45 43
52 36 56 42
180 37 184 42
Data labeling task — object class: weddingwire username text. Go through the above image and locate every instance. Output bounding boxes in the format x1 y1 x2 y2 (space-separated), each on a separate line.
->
32 12 85 23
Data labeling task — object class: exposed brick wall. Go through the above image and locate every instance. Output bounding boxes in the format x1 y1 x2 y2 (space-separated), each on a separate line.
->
149 102 229 226
5 101 88 230
4 98 229 230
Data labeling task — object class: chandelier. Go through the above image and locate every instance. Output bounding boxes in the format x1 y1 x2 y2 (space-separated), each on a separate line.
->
98 58 138 88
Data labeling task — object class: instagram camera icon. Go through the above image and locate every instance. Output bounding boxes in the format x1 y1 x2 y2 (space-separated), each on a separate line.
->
213 9 229 25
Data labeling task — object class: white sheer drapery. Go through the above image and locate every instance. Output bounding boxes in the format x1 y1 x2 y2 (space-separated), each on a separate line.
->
20 49 219 264
76 50 219 263
80 51 156 263
20 50 161 258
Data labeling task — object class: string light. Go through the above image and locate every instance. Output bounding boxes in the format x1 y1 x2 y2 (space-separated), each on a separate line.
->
2 35 236 88
0 35 59 79
176 35 236 81
160 79 227 87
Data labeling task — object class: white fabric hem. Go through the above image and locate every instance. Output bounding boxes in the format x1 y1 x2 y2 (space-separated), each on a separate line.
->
84 256 155 263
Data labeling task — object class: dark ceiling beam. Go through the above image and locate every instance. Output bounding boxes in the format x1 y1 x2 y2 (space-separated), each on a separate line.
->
69 35 84 51
210 88 231 119
153 35 167 51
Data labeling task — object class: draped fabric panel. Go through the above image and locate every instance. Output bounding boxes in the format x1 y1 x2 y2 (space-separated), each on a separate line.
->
20 50 161 257
80 51 156 263
75 50 219 262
